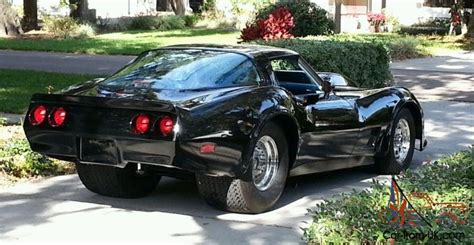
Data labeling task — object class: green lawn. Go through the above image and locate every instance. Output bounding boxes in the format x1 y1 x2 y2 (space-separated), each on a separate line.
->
0 28 240 55
0 69 97 114
327 33 474 53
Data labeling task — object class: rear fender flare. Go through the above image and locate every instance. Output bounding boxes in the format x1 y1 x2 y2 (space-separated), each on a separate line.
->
238 106 300 181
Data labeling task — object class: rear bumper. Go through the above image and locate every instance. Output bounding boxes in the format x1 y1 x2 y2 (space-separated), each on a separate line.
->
27 130 175 168
26 130 245 177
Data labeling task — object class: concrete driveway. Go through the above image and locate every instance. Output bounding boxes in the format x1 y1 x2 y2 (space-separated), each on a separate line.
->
1 99 472 243
0 171 378 243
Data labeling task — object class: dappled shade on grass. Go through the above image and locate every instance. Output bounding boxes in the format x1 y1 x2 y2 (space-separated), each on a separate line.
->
0 69 96 114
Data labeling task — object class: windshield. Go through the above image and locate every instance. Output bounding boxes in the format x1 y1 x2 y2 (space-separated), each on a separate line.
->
100 49 261 91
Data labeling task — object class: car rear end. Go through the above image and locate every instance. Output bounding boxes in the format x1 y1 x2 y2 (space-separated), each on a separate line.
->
24 93 178 169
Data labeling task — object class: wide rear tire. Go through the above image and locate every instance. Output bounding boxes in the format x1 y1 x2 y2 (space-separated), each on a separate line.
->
76 163 159 198
196 122 289 213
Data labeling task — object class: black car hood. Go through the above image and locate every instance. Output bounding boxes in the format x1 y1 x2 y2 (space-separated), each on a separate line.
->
62 79 254 110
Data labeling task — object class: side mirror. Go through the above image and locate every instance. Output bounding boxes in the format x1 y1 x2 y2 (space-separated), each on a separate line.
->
302 94 320 106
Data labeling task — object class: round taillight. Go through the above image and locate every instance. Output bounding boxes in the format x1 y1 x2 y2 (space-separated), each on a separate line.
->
159 116 174 136
30 105 47 126
134 114 150 134
50 107 67 127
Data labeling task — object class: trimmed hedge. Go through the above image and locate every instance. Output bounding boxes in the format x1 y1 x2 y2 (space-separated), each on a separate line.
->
323 34 429 61
259 39 393 88
399 26 449 36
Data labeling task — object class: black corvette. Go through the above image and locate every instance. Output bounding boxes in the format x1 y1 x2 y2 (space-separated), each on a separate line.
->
23 44 427 213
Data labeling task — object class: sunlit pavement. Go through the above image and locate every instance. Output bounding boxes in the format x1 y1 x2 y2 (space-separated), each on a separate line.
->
391 51 474 103
1 98 472 243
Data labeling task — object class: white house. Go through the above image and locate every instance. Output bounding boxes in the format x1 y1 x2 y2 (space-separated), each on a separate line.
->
313 0 473 32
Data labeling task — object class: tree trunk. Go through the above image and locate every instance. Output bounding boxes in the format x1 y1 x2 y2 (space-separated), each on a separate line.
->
467 13 474 38
69 0 89 21
22 0 38 32
334 0 342 34
172 0 191 16
0 0 22 36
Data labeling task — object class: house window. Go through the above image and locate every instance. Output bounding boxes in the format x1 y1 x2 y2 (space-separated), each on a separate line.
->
423 0 473 8
423 0 454 7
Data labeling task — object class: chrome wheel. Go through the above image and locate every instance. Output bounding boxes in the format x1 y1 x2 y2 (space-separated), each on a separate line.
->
252 135 279 191
393 119 411 164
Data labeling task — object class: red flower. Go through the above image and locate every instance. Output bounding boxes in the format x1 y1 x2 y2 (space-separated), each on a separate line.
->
367 12 385 26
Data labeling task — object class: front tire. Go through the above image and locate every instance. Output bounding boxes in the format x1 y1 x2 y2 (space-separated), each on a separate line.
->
196 122 289 213
375 108 415 174
76 163 159 198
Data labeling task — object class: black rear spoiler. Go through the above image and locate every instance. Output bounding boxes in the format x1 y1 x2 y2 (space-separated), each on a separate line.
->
29 93 176 113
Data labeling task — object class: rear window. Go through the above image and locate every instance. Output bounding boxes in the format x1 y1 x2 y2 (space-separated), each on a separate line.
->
100 49 261 91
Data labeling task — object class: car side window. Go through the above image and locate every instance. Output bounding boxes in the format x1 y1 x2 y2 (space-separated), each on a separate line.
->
270 59 301 71
270 57 320 95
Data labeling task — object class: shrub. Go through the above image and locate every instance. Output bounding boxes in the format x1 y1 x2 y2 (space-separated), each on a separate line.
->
255 0 334 37
0 136 74 178
388 38 428 60
195 17 236 29
43 16 79 38
161 15 186 30
398 17 461 36
199 0 273 29
384 11 400 32
201 0 217 16
303 150 473 243
258 38 392 88
230 0 274 29
43 16 95 38
241 7 294 41
128 16 159 30
399 26 449 36
183 14 200 27
97 17 130 32
128 15 186 31
412 17 450 28
319 34 429 61
74 24 96 38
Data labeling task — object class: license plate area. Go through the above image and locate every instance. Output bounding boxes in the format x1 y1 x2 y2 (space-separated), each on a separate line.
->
80 138 120 165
